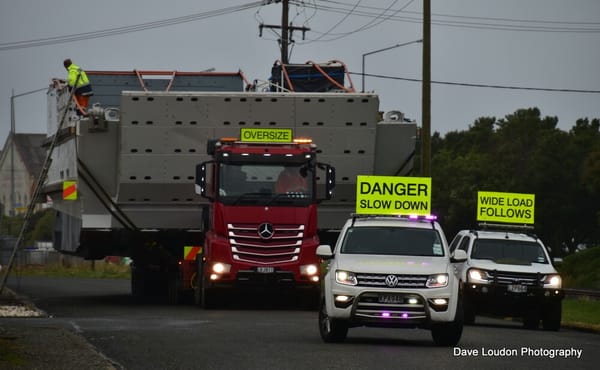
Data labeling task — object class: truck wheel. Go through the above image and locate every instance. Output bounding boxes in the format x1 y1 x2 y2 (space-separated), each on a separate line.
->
542 302 562 331
431 299 464 346
318 300 348 342
193 258 204 306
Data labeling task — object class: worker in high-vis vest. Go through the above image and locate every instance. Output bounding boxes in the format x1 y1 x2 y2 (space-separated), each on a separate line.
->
63 58 93 115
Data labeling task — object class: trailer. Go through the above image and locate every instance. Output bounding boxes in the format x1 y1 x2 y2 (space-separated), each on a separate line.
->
42 62 417 304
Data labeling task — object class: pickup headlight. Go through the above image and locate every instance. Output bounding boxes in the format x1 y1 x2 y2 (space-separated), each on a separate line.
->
543 274 562 289
335 270 358 286
426 273 448 288
468 268 490 284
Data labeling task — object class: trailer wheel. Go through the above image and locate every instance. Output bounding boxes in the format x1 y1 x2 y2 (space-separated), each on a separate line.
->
131 264 145 301
166 272 181 305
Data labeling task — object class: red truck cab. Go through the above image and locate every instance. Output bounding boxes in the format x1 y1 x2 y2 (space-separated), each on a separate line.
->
194 129 335 307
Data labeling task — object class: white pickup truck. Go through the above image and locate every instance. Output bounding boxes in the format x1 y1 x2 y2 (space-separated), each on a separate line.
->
449 228 563 330
317 214 467 346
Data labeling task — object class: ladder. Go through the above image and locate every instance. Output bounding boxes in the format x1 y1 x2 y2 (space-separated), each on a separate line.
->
0 78 80 294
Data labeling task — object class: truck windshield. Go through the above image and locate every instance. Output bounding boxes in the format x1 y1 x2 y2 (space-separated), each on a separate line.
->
340 227 445 257
471 239 548 265
218 163 313 204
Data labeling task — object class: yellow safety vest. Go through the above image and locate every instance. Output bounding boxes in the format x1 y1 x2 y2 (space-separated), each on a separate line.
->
67 63 90 88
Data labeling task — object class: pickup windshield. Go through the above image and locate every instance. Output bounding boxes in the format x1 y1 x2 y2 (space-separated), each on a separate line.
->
340 227 445 257
471 239 548 265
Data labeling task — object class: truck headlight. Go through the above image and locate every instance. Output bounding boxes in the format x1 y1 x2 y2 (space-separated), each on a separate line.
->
468 268 489 284
300 264 318 276
335 270 358 286
426 273 448 288
212 262 231 274
543 274 562 289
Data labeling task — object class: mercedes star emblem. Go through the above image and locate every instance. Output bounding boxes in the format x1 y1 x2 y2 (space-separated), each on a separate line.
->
258 223 274 239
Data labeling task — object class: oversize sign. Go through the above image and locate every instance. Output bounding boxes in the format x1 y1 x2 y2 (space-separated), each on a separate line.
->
356 175 431 215
477 191 535 224
240 128 293 143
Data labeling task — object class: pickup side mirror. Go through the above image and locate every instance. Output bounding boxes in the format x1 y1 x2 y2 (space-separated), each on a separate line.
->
316 244 334 259
451 249 468 263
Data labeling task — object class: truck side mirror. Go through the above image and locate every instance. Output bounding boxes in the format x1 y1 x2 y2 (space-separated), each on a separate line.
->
195 161 214 200
316 163 335 201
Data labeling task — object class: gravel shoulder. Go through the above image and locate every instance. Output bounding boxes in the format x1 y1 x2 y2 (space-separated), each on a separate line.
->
0 287 120 370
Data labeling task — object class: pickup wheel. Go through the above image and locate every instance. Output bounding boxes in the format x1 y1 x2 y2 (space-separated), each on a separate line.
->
463 297 476 325
542 301 562 331
318 300 348 343
523 311 540 330
431 299 464 347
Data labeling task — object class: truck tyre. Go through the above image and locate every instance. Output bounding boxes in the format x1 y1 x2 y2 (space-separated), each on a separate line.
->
431 299 464 347
318 300 348 342
542 302 561 331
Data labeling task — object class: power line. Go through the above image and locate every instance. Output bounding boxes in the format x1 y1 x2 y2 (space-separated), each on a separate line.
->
290 0 600 37
353 71 600 94
0 2 265 51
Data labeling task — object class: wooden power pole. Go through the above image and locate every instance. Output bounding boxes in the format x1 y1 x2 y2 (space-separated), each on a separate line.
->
259 0 310 64
421 0 431 177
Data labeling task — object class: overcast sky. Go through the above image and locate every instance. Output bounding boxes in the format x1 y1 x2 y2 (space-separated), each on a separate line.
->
1 0 599 146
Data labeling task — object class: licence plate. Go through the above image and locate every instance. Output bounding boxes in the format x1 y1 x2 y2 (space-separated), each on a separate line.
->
256 266 275 274
507 284 527 293
378 295 403 304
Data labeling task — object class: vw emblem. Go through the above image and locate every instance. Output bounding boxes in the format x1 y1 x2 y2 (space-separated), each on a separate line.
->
258 223 274 239
384 275 398 288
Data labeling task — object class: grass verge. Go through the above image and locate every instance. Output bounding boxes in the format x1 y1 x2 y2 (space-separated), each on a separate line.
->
561 297 600 332
10 262 130 280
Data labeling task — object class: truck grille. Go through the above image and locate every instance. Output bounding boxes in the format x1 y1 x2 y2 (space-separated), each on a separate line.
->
355 292 427 320
356 273 428 288
228 223 304 265
489 270 541 286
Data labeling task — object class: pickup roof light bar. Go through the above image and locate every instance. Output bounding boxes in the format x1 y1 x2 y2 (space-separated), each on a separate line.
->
350 213 437 226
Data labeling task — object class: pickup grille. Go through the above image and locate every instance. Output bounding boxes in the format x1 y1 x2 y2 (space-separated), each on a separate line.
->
356 273 428 288
228 223 304 265
489 270 541 286
355 292 427 320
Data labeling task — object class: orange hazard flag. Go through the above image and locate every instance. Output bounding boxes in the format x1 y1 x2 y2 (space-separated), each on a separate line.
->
183 246 203 260
63 181 77 200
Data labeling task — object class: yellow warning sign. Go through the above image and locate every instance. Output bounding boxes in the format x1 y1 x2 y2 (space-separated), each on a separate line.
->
356 175 431 216
240 128 293 143
63 181 77 200
477 191 535 224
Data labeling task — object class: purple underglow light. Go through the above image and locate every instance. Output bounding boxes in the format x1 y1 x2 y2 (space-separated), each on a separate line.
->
401 313 409 318
425 215 438 220
381 312 391 318
408 214 419 220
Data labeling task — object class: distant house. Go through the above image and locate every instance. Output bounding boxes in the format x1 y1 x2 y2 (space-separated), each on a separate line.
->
0 133 47 216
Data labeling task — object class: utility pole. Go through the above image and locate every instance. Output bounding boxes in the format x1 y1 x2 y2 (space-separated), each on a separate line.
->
281 0 289 64
421 0 431 176
259 0 310 64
